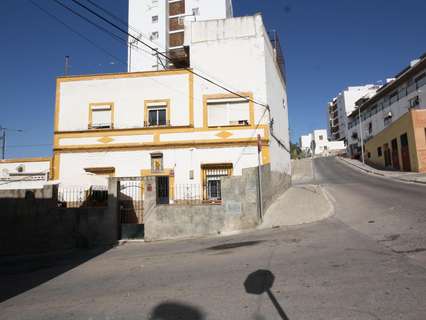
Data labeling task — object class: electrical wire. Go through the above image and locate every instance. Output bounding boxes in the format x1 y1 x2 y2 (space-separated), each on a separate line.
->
63 0 270 109
28 0 127 66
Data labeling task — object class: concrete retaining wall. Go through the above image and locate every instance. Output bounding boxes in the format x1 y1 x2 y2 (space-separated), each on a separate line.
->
144 165 290 241
0 181 119 256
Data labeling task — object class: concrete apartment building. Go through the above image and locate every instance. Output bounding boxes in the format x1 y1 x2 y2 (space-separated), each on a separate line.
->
300 129 345 156
52 11 290 204
128 0 233 72
347 53 426 172
328 85 380 143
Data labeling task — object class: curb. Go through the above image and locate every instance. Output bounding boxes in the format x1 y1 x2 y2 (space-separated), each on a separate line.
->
337 157 426 186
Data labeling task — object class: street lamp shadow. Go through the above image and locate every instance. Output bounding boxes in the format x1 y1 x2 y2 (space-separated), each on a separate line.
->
244 269 290 320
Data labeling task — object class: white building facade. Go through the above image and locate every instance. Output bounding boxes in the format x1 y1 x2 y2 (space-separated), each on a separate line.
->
0 158 51 190
328 85 380 143
347 55 426 159
53 15 290 203
300 129 345 156
128 0 233 72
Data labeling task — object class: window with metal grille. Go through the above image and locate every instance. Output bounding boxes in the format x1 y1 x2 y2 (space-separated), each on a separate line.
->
201 164 232 201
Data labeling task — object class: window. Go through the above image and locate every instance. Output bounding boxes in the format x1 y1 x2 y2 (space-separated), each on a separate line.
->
319 135 323 140
201 164 233 201
368 122 372 134
150 31 159 40
206 97 251 127
192 7 199 16
145 100 169 127
89 103 113 129
16 165 25 173
151 153 163 173
409 96 420 108
152 15 158 23
367 152 371 159
377 147 382 157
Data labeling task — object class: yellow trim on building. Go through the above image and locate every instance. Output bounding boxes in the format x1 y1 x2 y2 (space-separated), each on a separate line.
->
84 167 115 176
54 137 268 152
52 152 60 180
57 69 191 83
189 72 194 126
141 168 175 200
202 92 256 129
144 99 171 126
261 145 270 164
0 157 51 164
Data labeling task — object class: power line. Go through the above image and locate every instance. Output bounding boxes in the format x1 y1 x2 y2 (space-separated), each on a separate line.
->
64 0 269 109
51 0 151 56
28 0 127 66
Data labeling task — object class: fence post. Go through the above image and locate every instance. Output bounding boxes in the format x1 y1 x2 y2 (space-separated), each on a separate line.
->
107 177 120 243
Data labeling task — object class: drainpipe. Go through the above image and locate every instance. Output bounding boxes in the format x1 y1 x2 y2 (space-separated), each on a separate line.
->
358 107 365 164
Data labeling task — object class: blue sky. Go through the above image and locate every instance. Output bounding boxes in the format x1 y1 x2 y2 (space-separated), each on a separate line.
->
1 0 425 158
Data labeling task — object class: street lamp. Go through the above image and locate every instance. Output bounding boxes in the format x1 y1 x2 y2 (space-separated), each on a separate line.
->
0 126 24 160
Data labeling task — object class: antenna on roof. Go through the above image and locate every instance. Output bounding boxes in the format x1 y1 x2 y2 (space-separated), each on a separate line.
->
64 56 70 75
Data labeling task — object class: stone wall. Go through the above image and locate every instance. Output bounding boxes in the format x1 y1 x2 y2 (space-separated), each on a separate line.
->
144 165 291 241
0 181 119 256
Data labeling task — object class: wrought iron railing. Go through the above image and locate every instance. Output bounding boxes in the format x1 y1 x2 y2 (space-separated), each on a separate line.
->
57 186 108 208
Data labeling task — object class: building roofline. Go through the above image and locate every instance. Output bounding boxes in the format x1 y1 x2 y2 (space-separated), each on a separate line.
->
0 157 52 164
57 68 192 82
348 53 426 118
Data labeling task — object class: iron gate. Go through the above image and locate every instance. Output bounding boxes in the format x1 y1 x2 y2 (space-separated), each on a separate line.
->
119 178 144 239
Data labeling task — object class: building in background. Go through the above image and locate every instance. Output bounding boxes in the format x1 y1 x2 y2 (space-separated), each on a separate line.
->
300 129 345 156
328 85 380 144
0 158 51 190
53 14 290 203
128 0 233 72
347 53 426 172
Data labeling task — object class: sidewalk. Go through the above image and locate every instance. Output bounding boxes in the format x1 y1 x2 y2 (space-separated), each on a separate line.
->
259 184 333 229
338 157 426 185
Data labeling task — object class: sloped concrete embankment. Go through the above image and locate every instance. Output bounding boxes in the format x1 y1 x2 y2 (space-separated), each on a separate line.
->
259 158 333 229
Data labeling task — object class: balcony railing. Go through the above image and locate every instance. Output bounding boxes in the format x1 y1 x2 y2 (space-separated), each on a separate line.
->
143 120 172 128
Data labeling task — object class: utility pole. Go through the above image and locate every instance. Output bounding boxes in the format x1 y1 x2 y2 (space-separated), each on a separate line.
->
358 107 365 164
0 127 23 160
1 128 5 160
257 134 264 221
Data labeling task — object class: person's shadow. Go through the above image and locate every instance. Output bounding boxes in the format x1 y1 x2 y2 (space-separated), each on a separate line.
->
244 269 290 320
149 302 204 320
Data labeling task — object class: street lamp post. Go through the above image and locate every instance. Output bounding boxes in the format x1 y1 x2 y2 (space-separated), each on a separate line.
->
358 107 365 164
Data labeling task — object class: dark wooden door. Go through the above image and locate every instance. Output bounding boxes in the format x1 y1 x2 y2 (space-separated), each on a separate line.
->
156 176 169 204
400 133 411 172
391 139 400 170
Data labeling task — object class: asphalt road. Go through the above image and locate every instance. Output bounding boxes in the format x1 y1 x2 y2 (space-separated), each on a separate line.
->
1 157 425 320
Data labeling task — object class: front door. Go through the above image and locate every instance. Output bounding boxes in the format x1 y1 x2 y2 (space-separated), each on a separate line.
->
400 133 411 172
156 176 169 204
391 138 400 170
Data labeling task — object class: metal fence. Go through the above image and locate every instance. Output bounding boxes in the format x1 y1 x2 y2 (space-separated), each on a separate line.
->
174 183 203 205
58 186 108 208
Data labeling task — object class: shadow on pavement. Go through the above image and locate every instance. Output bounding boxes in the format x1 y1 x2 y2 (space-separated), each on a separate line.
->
0 246 112 303
245 269 290 320
149 302 205 320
